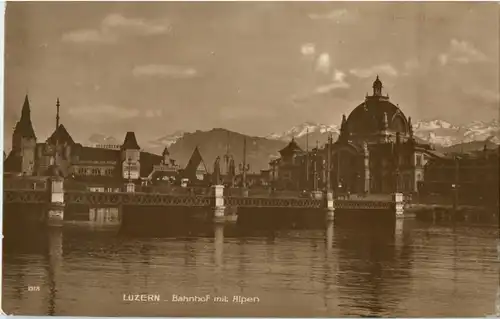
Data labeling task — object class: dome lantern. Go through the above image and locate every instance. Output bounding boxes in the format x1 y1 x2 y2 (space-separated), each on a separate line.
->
373 75 383 96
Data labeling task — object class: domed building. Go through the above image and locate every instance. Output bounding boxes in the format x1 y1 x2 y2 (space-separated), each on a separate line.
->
329 76 434 194
270 76 438 194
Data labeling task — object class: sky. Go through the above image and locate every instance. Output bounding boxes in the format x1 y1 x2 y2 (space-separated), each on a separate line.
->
4 2 499 150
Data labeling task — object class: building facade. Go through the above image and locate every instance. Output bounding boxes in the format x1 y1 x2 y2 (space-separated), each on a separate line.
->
4 96 180 189
420 147 499 204
271 77 439 194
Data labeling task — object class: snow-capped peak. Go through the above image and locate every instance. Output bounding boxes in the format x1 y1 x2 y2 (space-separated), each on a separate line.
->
267 122 339 141
413 119 458 131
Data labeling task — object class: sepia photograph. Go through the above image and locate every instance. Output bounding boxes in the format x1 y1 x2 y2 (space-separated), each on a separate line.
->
2 1 499 317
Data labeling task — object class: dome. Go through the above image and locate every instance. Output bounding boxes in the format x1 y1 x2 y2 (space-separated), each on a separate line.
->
345 77 409 136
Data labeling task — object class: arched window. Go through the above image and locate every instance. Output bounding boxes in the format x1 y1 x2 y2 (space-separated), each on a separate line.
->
391 115 406 133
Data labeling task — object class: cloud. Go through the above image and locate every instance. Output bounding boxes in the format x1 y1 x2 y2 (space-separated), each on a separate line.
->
439 39 488 65
308 9 356 23
62 29 115 44
315 70 350 94
219 106 275 120
62 13 171 44
301 43 316 56
465 88 500 105
349 64 398 78
68 105 140 122
315 53 331 74
145 109 164 118
401 58 420 76
132 64 198 79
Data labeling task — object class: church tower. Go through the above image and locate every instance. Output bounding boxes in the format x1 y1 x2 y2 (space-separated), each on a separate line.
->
11 95 37 175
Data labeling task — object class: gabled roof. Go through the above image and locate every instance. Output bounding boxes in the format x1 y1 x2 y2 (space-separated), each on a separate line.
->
183 147 207 178
121 132 141 150
46 124 75 145
279 138 303 156
3 152 22 173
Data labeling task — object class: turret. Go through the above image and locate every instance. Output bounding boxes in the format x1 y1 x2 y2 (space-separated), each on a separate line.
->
408 116 414 137
121 132 141 180
339 114 349 142
381 112 388 131
162 146 170 166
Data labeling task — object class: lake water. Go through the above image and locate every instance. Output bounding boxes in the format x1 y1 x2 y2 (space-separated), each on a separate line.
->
2 214 499 317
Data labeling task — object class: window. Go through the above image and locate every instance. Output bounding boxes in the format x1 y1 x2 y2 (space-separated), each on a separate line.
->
416 154 422 167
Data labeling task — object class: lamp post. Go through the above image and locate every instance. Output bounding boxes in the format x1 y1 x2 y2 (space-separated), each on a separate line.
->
395 168 400 193
452 156 459 210
313 148 318 192
326 135 332 192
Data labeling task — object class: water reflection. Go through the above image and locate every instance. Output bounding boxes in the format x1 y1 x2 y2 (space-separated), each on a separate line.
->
214 223 224 267
2 215 498 317
45 228 63 316
325 221 334 253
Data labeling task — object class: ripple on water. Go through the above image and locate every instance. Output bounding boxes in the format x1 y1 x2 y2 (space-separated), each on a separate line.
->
2 222 498 317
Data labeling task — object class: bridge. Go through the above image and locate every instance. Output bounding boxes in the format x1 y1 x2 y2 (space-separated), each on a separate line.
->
3 176 401 226
4 189 394 210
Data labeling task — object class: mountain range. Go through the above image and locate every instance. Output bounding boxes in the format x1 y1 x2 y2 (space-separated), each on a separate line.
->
86 119 499 171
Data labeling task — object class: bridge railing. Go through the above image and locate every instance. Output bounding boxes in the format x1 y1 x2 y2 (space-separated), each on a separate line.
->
3 177 49 191
136 185 213 196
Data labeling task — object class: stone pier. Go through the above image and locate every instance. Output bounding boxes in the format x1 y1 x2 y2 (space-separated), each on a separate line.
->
46 176 65 227
213 185 237 223
393 192 415 219
325 191 335 221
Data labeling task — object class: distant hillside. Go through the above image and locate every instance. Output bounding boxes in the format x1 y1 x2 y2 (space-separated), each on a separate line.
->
167 128 288 172
83 119 499 172
438 140 499 154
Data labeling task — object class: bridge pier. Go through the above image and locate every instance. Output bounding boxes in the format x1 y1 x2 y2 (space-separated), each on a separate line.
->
213 185 238 223
325 191 335 221
46 177 65 227
393 192 414 219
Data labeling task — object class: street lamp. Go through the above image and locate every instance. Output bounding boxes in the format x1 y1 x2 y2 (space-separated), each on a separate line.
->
452 156 459 210
239 163 250 187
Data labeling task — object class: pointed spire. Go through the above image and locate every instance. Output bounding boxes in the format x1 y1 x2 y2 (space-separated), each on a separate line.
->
121 132 140 150
340 114 347 134
162 146 170 156
56 98 60 130
408 116 414 137
21 94 31 122
15 94 36 140
382 112 388 130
